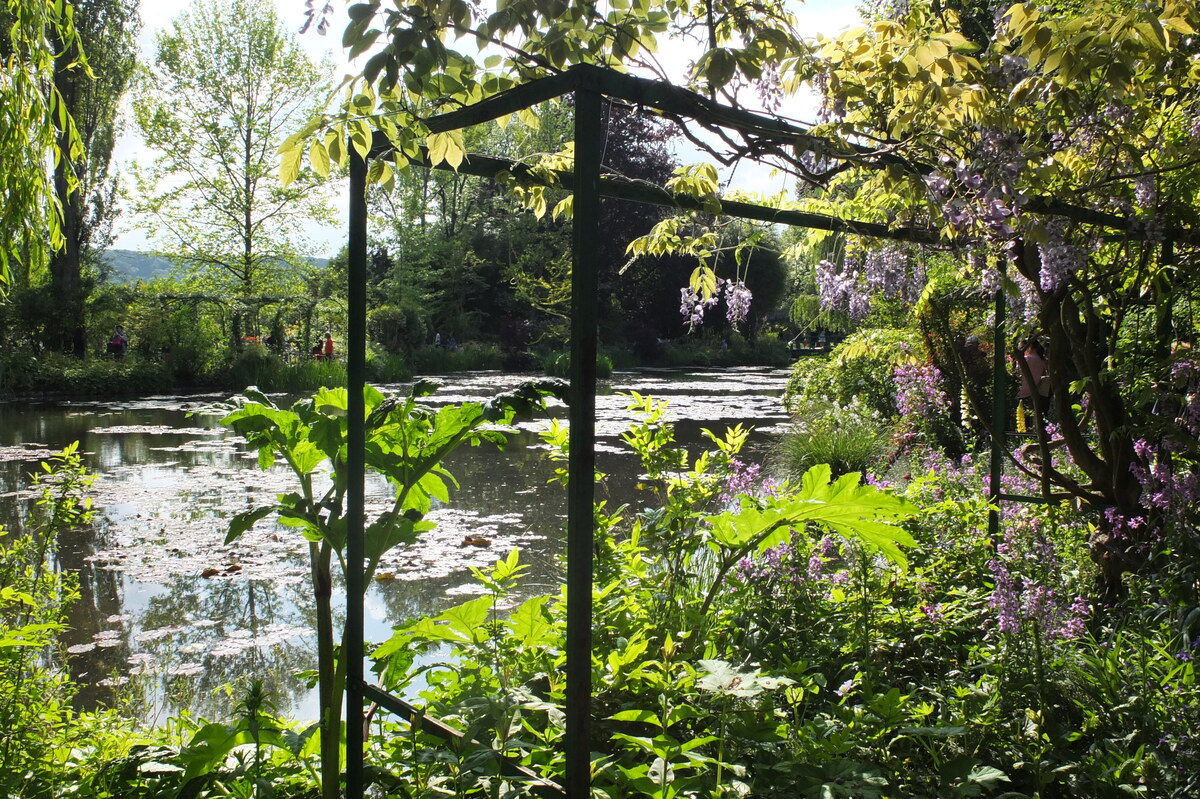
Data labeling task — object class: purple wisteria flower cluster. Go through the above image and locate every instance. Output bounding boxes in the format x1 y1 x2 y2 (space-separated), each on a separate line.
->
680 285 719 331
724 280 752 327
754 62 783 113
816 241 924 322
923 144 1024 243
1037 218 1087 291
679 278 754 331
815 256 866 322
812 69 844 125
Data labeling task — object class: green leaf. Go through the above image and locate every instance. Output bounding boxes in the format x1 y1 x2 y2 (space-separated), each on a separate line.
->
309 139 330 176
289 439 325 474
689 265 719 302
436 595 492 643
701 48 736 87
418 471 450 503
364 512 429 561
226 506 275 545
280 141 303 187
610 709 663 726
703 465 915 568
508 595 553 645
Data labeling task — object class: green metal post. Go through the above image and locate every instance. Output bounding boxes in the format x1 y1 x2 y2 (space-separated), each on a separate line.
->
987 253 1007 544
345 146 368 799
566 83 601 799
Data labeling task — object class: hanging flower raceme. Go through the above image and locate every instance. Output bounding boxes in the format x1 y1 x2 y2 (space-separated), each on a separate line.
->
724 280 752 328
816 240 927 324
679 278 754 331
1037 218 1086 291
893 361 947 422
680 285 719 331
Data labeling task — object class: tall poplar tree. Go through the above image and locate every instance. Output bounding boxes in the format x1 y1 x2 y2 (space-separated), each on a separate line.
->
132 0 333 306
49 0 140 356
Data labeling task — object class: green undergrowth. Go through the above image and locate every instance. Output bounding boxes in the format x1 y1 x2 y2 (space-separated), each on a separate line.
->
0 345 413 398
8 396 1198 797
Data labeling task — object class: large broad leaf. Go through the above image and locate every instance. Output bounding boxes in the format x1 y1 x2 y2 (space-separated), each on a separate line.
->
696 659 794 698
377 594 495 655
702 465 916 569
220 403 289 435
437 595 493 644
308 415 344 462
706 503 787 549
314 387 349 416
507 595 554 646
176 721 290 784
289 439 326 475
610 708 663 726
417 471 451 503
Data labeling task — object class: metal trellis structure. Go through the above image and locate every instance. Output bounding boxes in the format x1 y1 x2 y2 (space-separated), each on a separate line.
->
339 63 1162 799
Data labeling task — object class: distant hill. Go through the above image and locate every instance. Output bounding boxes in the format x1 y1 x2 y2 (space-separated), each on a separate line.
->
99 249 331 284
100 249 176 282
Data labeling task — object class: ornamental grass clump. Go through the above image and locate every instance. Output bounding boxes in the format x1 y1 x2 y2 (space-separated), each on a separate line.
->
776 397 891 479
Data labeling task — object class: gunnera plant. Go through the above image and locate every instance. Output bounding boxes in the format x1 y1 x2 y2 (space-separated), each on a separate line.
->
775 397 891 479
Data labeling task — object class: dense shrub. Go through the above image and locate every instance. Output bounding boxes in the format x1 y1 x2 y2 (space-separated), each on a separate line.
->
365 346 412 383
367 303 428 353
657 329 792 367
13 352 174 396
407 342 505 373
539 349 615 378
782 327 922 416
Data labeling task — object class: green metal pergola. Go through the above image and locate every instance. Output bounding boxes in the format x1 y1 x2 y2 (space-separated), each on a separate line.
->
338 63 1153 799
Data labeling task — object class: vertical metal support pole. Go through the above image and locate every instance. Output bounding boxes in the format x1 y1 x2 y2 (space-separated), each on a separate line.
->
345 146 368 799
987 254 1007 544
566 84 601 799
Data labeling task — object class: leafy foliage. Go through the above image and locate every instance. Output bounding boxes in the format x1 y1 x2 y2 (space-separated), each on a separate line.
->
0 0 86 290
131 0 334 299
368 395 918 797
0 445 91 796
783 328 922 417
220 378 564 798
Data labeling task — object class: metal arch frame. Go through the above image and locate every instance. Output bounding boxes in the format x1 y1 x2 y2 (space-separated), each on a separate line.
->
341 63 1170 799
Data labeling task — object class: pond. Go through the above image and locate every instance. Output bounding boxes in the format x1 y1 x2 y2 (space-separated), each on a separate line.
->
0 367 790 723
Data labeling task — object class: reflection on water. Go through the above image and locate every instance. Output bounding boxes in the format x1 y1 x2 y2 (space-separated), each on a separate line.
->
0 368 788 722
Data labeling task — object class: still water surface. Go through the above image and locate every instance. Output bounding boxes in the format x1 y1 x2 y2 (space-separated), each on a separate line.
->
0 368 788 723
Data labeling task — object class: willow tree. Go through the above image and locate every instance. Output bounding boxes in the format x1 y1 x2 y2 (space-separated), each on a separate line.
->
0 0 86 296
132 0 334 311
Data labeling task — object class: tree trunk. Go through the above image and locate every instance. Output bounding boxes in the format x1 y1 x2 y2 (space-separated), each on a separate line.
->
50 59 85 358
